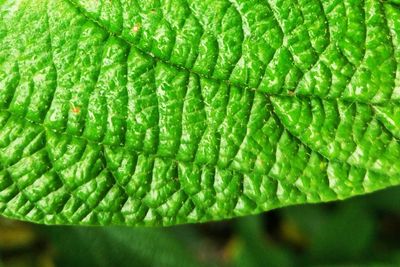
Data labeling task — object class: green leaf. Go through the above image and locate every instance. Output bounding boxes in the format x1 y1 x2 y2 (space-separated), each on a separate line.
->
0 0 399 226
41 226 206 267
283 203 375 263
232 216 293 267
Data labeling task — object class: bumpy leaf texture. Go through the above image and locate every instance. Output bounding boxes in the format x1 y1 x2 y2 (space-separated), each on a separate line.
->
0 0 399 226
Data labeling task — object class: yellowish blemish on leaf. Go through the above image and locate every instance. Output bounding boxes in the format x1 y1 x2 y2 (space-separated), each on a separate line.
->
132 23 141 33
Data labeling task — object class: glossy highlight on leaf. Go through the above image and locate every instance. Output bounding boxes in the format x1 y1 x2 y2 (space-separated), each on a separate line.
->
0 0 399 226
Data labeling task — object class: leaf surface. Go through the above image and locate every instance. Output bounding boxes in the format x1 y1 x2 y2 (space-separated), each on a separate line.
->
0 0 399 226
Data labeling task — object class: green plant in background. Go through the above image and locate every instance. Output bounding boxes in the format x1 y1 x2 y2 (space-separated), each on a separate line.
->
0 0 400 227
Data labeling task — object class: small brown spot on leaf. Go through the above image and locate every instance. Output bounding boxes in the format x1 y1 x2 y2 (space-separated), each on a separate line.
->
72 106 81 114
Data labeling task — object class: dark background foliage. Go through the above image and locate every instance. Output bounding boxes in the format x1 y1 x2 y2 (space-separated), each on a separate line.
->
1 186 400 267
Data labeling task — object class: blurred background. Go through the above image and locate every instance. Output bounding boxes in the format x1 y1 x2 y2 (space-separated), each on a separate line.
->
1 186 400 267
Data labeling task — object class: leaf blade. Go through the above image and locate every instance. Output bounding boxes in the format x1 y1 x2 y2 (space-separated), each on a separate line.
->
0 0 399 226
